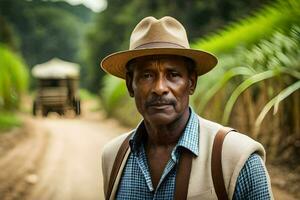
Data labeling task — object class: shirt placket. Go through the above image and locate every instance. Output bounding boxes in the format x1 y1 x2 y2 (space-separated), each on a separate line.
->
135 148 154 192
153 159 176 199
136 143 178 199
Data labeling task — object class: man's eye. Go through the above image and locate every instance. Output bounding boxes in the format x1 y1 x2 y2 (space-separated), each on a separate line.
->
170 72 180 78
143 73 152 79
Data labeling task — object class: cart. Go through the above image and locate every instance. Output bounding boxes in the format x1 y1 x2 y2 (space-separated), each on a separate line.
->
32 58 81 117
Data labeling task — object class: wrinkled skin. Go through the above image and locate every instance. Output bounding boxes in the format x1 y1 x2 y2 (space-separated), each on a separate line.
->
126 55 197 130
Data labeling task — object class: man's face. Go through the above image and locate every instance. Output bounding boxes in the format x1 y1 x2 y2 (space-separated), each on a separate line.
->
126 55 197 125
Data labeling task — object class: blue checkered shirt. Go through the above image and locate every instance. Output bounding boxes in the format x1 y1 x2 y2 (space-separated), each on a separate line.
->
116 110 271 199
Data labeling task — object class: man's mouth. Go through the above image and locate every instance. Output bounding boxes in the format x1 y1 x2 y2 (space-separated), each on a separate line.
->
146 99 176 109
148 103 172 109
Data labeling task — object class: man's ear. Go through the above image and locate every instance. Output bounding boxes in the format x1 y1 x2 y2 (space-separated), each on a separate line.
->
189 71 197 95
126 72 134 97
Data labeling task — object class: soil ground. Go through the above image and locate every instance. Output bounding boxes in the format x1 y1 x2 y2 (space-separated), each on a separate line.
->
0 99 299 200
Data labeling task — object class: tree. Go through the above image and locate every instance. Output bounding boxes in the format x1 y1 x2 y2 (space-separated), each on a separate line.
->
0 0 93 71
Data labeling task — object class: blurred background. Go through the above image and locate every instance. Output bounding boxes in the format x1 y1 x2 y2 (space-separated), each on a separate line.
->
0 0 299 199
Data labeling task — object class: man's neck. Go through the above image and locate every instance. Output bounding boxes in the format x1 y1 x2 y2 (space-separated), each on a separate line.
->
144 108 190 147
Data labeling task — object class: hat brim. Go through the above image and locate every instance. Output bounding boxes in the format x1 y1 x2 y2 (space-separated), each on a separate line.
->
100 48 218 79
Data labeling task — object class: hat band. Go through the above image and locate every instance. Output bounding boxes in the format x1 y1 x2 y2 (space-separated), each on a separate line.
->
133 42 188 50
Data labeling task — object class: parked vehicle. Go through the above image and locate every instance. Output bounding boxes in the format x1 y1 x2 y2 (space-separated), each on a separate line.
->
32 58 81 117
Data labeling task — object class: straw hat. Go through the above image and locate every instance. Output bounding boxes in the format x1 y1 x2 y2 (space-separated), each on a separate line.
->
100 16 217 79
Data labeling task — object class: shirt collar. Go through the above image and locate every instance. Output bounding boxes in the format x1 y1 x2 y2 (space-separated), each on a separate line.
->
129 107 199 157
129 121 146 153
174 108 199 156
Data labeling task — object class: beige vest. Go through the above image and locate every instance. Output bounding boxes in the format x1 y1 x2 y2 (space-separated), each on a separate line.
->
101 116 273 199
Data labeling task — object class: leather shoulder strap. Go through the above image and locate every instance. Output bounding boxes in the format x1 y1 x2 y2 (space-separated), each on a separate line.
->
174 149 193 200
211 127 235 200
106 133 132 200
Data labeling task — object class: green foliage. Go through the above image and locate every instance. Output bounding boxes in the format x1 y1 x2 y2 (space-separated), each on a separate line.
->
0 112 22 131
195 25 300 125
193 0 300 54
24 6 82 65
191 0 300 126
101 76 128 115
194 67 254 113
79 89 96 101
255 80 300 127
0 0 94 89
100 75 141 126
222 70 280 124
0 16 20 50
0 45 29 110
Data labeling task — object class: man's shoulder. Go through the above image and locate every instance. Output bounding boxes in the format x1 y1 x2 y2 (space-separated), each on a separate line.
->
224 131 265 157
196 115 267 198
197 115 223 135
101 130 134 194
102 131 134 158
196 114 265 158
223 131 267 198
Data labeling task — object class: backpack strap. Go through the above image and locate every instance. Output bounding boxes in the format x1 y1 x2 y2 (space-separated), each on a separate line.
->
106 133 132 200
211 127 236 200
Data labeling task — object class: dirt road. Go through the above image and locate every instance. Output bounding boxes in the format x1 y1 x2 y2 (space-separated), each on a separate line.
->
11 100 129 200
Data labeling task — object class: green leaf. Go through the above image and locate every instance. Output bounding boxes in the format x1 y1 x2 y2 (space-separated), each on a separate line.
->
222 70 280 124
196 67 254 113
255 80 300 127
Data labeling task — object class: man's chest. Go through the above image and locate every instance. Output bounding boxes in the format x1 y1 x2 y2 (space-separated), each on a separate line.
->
146 145 174 189
116 151 178 200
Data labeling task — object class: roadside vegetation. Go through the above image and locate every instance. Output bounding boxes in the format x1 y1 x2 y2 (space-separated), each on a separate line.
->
0 112 22 132
0 45 28 131
79 89 97 101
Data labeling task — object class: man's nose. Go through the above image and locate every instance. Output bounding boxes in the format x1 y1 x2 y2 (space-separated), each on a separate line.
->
152 76 169 96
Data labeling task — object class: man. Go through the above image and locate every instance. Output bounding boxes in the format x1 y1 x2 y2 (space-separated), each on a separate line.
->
101 16 273 199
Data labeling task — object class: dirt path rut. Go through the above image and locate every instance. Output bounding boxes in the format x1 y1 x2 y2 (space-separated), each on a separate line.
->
24 102 129 200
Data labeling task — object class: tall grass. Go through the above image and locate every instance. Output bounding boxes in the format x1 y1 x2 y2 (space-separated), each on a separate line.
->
193 26 300 126
0 44 29 111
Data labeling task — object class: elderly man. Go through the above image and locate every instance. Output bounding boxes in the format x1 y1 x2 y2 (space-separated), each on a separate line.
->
101 16 273 200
